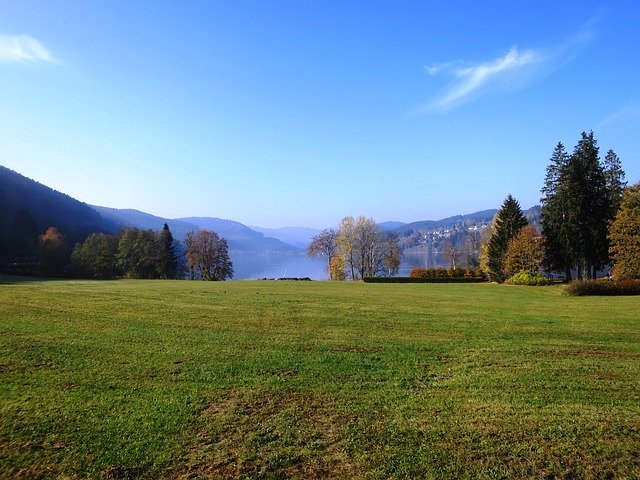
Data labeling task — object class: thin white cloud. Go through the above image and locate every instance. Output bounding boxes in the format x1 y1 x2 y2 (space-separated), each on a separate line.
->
425 47 540 111
0 34 54 63
597 102 640 129
419 21 596 113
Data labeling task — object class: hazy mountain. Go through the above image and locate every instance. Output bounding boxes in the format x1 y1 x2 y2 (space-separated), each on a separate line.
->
251 226 322 249
91 209 300 254
378 221 407 231
179 217 299 253
93 206 200 240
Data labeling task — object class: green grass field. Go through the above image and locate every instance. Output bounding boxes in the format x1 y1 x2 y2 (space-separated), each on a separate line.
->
1 276 639 479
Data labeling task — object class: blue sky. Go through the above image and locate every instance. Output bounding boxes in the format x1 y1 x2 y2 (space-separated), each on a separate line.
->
1 1 639 228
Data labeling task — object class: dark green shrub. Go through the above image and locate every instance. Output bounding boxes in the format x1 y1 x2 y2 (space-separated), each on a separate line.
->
505 270 551 286
564 279 640 296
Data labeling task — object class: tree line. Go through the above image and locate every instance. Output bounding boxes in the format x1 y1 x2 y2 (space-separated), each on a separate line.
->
307 215 402 280
309 131 639 283
482 131 637 283
23 223 233 281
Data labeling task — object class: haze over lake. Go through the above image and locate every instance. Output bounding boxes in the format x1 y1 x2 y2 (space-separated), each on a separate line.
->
232 250 450 280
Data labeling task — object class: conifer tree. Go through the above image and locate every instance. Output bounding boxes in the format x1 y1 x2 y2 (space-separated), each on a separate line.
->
604 149 627 214
572 131 608 278
540 132 625 279
541 142 573 278
158 223 177 279
486 194 528 282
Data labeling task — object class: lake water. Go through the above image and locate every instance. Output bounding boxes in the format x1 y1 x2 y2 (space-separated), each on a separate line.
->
231 250 450 280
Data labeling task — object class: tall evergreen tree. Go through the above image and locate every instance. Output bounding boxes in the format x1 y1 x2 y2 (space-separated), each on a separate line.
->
486 194 528 282
604 149 627 214
158 223 177 279
540 132 625 279
573 131 608 278
541 142 574 278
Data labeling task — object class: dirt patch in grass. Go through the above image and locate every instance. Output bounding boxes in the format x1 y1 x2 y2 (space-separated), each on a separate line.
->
177 389 361 479
101 465 146 479
0 362 20 373
3 467 58 480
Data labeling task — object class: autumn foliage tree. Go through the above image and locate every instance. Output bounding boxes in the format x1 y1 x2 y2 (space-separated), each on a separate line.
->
608 182 640 280
503 225 545 278
329 255 346 281
336 216 401 279
382 232 402 277
185 229 233 281
38 227 67 276
307 228 338 277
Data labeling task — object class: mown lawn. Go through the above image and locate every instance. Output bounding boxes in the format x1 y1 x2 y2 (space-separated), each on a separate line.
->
1 276 639 479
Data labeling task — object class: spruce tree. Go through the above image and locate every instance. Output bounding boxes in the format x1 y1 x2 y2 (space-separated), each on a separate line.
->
540 132 625 279
604 149 627 214
486 194 528 282
541 142 574 278
158 223 177 279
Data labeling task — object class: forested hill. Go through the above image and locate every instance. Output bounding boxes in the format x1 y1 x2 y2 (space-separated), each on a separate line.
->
0 165 111 262
394 206 540 236
392 205 541 258
395 209 499 235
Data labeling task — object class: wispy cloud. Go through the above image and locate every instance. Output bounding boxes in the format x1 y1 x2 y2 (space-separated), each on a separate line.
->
418 21 596 113
424 47 540 112
596 101 640 130
0 34 55 63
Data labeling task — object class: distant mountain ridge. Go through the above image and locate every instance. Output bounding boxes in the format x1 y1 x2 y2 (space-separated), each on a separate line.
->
250 226 322 249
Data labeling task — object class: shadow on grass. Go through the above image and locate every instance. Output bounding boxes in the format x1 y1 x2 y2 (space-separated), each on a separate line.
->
0 274 66 285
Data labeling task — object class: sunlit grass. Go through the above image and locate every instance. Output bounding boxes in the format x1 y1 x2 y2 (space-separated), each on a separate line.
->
1 276 639 478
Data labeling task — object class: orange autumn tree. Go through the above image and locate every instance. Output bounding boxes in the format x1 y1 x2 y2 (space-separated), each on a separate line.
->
503 225 545 278
608 182 640 279
38 227 67 276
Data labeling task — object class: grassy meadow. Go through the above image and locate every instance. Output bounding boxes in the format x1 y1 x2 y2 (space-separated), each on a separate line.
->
1 276 639 479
